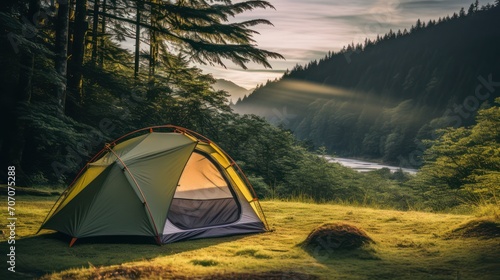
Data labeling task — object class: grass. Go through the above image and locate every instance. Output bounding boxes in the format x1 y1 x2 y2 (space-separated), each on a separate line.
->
0 185 63 197
1 196 499 279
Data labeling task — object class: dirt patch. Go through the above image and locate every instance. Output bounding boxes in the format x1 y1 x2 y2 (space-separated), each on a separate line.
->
302 223 374 251
446 218 500 239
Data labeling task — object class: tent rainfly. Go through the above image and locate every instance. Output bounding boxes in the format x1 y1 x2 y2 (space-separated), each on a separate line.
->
39 125 268 246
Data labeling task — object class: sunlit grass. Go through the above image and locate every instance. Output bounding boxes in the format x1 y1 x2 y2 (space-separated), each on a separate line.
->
1 196 499 279
473 203 500 221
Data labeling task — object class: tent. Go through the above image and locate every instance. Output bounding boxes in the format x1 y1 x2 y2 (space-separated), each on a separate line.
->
39 125 268 246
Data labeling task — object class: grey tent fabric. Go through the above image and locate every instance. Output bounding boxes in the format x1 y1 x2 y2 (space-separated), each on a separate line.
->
167 198 240 229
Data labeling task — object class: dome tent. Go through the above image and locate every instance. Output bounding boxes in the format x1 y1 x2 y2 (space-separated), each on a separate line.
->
39 125 268 246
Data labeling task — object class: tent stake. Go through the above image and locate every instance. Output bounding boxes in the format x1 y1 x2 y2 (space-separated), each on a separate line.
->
69 237 78 247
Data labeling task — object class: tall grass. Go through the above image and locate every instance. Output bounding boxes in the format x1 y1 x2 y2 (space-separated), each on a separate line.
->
473 203 500 221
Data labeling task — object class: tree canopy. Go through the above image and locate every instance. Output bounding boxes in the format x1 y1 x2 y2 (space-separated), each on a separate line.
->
416 98 500 206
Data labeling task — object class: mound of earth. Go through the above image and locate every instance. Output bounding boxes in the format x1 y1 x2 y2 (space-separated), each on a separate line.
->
303 223 374 251
447 219 500 239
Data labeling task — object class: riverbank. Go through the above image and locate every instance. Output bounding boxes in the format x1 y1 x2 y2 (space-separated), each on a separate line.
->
325 156 418 174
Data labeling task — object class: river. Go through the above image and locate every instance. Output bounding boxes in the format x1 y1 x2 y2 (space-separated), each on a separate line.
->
324 156 418 174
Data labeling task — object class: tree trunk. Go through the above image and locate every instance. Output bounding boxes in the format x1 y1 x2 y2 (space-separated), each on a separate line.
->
91 0 99 64
149 31 156 78
68 0 88 104
134 1 142 80
55 0 70 114
149 0 157 79
99 0 106 67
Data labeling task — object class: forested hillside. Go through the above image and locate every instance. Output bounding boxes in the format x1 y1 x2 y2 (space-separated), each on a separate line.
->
213 79 253 104
235 3 500 166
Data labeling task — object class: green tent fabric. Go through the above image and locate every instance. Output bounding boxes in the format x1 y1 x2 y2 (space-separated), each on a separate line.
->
39 126 268 246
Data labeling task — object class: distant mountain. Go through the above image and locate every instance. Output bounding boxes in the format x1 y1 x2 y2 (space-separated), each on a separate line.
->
235 4 500 166
213 79 254 104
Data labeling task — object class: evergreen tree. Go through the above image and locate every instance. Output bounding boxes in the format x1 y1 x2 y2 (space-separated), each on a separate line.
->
459 7 466 17
468 3 475 15
417 99 500 203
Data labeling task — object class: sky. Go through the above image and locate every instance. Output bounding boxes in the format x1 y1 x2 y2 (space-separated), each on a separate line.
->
198 0 489 89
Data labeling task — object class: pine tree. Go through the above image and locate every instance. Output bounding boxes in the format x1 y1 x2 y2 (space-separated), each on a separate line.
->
468 3 475 15
415 19 422 30
459 7 466 17
0 0 58 184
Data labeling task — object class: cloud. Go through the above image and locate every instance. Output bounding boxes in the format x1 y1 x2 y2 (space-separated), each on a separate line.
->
227 68 286 73
200 0 489 88
397 0 473 11
322 13 408 31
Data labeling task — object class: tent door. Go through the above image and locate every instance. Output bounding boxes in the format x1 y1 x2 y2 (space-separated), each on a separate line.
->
167 152 240 229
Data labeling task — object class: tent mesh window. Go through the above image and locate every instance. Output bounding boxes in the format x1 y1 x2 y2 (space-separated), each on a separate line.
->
167 152 240 229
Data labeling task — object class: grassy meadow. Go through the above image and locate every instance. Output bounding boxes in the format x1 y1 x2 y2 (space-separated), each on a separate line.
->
1 193 499 280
